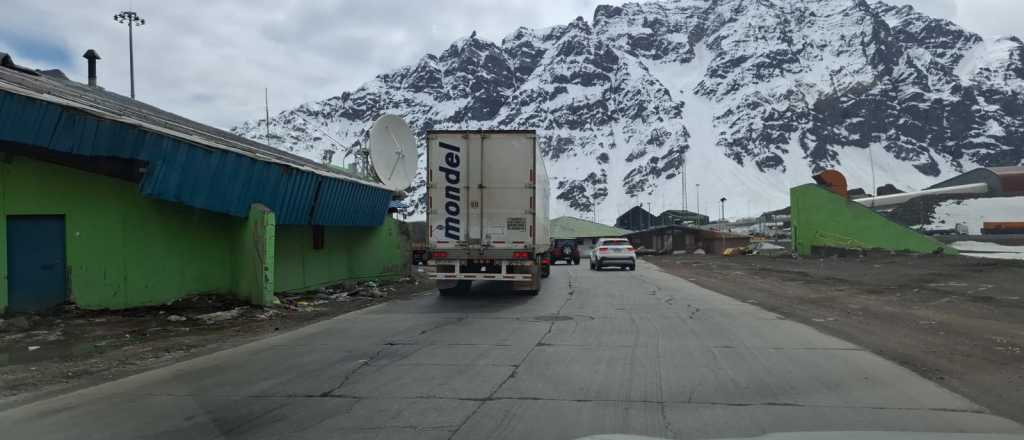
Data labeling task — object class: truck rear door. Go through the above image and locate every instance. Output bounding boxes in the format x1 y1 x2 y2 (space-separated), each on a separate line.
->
428 131 536 251
479 132 536 250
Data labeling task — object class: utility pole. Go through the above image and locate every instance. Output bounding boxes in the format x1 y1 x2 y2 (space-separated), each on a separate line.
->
114 10 145 99
680 145 687 212
719 198 727 254
647 201 652 229
868 143 877 208
695 184 701 226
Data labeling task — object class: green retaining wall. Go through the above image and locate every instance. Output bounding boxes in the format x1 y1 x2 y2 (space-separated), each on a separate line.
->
791 184 957 256
275 218 408 293
2 155 406 313
1 156 239 311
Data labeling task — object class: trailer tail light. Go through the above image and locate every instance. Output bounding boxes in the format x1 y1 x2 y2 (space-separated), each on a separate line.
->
427 196 432 210
598 247 609 253
431 251 449 259
512 251 530 260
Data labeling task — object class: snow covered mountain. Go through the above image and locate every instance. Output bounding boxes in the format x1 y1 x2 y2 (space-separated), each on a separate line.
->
232 0 1024 221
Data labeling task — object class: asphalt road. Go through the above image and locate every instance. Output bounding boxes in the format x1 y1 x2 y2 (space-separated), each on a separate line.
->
1 261 1021 439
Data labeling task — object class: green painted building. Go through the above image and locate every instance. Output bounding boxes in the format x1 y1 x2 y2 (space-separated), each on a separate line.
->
790 184 957 257
0 52 407 313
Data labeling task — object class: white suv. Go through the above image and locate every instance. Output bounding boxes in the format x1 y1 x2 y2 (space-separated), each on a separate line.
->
589 238 637 271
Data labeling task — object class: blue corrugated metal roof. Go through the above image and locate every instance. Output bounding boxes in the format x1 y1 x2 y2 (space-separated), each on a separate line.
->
0 65 392 227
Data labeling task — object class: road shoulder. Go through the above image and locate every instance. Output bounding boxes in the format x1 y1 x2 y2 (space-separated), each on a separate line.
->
644 254 1024 425
0 274 434 409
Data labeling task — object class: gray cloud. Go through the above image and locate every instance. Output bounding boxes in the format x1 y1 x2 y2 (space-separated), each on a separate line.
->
897 0 1024 37
0 0 1019 130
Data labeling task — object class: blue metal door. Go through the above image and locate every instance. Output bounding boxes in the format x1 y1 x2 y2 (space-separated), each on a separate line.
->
6 215 67 313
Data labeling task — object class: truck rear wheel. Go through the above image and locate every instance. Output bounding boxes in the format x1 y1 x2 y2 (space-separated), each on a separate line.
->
439 280 471 296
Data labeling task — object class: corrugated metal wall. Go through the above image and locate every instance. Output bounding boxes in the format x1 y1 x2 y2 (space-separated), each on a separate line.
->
0 90 391 226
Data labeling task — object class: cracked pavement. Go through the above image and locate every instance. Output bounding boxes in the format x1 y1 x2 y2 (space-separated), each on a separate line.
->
0 261 1021 439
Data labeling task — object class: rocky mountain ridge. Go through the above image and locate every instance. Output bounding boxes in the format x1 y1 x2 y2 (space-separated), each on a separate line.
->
233 0 1024 220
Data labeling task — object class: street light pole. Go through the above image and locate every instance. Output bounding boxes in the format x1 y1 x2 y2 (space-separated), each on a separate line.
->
720 197 727 223
114 10 146 99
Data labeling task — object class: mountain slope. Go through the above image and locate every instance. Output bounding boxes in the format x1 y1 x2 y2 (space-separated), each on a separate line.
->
232 0 1024 221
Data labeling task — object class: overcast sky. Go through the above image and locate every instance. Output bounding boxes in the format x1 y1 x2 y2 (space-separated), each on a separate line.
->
1 0 1021 129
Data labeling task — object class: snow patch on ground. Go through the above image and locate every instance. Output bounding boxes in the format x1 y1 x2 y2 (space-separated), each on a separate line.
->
953 240 1024 261
960 253 1024 261
951 241 1024 253
928 196 1024 234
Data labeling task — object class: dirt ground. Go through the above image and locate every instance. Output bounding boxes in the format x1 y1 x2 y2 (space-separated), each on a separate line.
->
0 271 434 407
646 253 1024 424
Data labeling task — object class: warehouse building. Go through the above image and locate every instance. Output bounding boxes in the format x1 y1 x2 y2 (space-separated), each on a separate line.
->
551 216 631 254
928 166 1024 196
655 209 709 226
615 205 656 231
1 52 406 313
625 225 751 256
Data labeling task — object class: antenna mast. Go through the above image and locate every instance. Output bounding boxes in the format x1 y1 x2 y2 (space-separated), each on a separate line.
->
264 88 271 147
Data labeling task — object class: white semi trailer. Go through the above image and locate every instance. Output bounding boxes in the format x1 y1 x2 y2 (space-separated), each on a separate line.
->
425 130 551 295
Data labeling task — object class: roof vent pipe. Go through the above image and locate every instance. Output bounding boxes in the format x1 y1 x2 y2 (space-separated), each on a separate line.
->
83 49 101 87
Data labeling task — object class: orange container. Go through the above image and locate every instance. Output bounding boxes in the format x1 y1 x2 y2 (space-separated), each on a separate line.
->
983 222 1024 231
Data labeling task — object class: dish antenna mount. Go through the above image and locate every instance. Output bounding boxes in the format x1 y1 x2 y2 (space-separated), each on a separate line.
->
367 115 417 191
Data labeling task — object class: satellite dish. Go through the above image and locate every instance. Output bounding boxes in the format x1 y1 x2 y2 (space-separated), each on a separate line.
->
368 115 417 191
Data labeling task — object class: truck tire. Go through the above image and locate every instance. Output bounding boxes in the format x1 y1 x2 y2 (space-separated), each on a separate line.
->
439 280 471 296
573 257 580 265
438 287 458 296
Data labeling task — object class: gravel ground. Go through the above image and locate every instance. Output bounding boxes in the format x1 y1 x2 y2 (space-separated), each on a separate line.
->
0 272 434 407
645 253 1024 424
